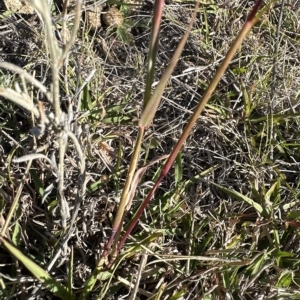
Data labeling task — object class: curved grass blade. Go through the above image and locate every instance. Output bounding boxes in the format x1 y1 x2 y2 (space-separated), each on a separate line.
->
212 183 263 214
0 237 74 300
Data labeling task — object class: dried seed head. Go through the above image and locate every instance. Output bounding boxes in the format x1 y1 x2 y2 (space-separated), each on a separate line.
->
4 0 35 14
86 5 103 30
102 7 123 27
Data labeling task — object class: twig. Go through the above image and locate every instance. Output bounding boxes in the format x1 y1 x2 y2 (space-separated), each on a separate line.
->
58 0 82 67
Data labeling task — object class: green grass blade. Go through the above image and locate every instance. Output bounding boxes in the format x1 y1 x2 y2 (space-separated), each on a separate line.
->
276 269 293 288
212 183 263 214
247 113 300 124
12 221 21 247
68 247 74 300
30 169 45 197
0 237 74 300
175 152 183 184
79 271 98 300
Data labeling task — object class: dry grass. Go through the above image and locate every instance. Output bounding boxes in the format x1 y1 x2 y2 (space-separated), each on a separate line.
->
1 0 300 299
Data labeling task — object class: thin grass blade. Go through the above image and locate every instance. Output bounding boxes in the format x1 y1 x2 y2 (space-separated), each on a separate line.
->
213 183 263 214
139 2 200 128
0 237 74 299
143 0 164 107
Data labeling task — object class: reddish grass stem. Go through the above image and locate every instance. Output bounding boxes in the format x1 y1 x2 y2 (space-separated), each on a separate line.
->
116 0 266 253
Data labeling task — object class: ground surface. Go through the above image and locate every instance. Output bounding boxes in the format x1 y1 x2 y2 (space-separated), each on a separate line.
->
1 0 300 299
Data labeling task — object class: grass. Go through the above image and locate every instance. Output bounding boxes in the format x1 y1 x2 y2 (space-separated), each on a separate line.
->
1 0 300 299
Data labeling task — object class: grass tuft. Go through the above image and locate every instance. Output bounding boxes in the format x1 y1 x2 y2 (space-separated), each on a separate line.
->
1 0 300 299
